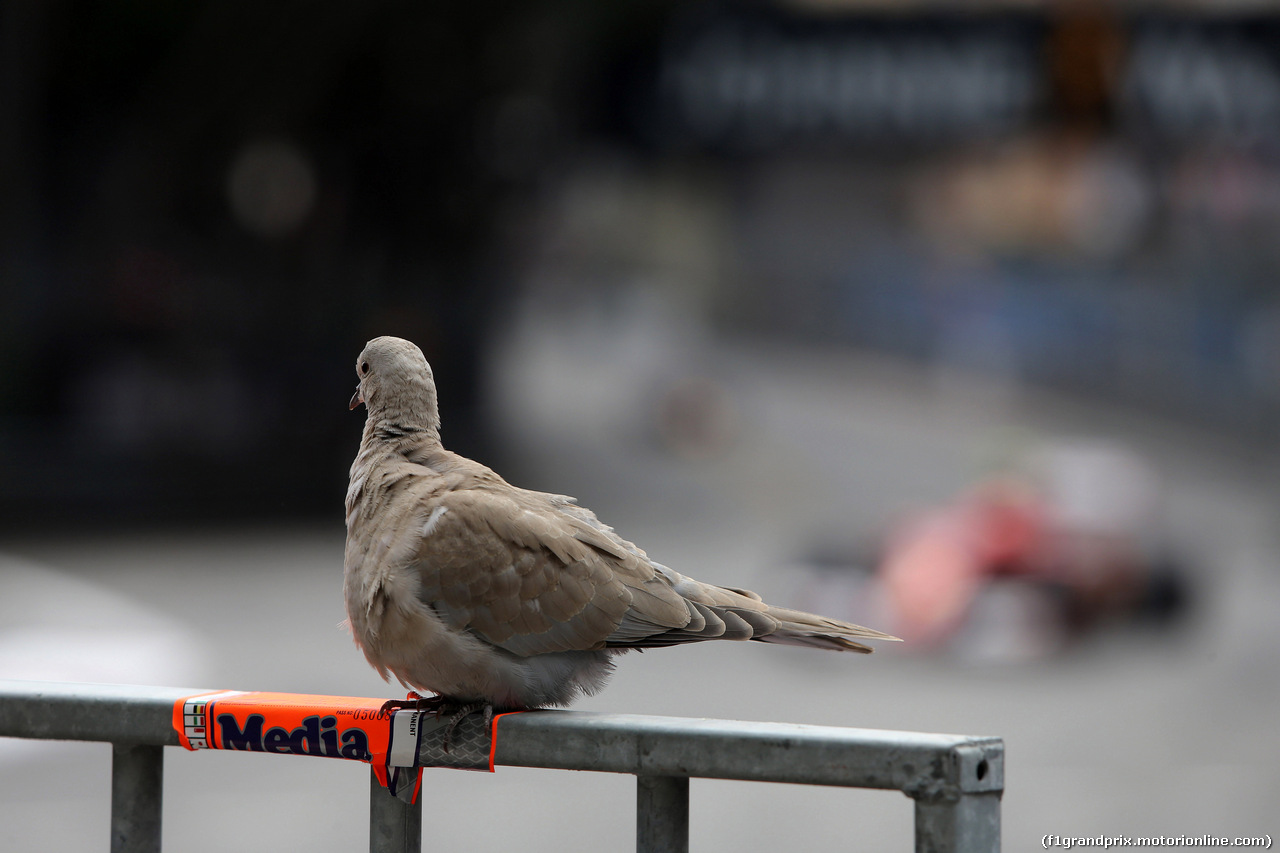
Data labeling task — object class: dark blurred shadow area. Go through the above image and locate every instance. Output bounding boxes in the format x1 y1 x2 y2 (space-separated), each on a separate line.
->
0 0 655 530
4 0 1280 537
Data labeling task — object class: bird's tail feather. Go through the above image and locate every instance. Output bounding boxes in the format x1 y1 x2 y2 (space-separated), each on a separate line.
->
755 605 901 653
606 576 900 652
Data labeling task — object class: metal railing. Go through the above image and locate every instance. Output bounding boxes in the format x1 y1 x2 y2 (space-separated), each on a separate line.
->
0 679 1004 853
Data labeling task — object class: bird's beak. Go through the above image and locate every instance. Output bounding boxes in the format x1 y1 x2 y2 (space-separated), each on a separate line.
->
349 385 364 410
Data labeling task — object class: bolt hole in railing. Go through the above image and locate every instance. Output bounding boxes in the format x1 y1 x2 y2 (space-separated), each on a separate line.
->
0 680 1003 853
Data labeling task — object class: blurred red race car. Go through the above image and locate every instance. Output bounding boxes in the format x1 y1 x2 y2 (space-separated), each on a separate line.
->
795 443 1192 661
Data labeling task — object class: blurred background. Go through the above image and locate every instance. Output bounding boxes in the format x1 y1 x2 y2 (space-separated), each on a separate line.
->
2 0 1278 849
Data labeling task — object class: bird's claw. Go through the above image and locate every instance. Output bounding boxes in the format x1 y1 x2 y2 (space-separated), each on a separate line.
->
379 693 493 753
379 691 438 716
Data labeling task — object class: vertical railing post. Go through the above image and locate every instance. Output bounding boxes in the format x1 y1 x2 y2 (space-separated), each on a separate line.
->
111 743 163 853
369 768 422 853
913 792 1001 853
636 774 689 853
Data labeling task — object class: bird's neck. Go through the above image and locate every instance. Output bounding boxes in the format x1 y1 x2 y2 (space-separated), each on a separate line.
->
363 413 441 445
363 380 441 442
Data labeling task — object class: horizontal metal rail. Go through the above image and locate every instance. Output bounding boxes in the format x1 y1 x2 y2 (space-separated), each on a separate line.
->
0 679 1003 852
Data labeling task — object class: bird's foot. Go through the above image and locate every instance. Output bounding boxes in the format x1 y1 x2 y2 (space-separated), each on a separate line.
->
436 700 493 753
380 693 493 753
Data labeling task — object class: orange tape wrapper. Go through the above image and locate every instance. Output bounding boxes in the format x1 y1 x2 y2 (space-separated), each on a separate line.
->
173 691 520 803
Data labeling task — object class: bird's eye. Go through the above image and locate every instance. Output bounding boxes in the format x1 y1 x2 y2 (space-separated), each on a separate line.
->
360 362 370 375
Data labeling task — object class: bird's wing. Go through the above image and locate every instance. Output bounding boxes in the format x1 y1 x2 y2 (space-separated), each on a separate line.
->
538 490 900 652
411 486 702 657
411 480 897 657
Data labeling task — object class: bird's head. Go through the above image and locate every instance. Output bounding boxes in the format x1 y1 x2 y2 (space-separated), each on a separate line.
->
350 336 441 435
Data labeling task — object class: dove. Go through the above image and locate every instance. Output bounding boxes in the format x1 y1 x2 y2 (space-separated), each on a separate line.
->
344 336 898 712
